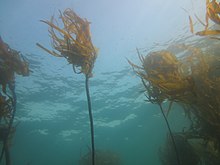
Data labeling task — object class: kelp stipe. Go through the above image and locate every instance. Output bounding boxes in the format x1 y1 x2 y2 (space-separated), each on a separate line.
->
158 103 181 165
128 49 181 165
141 78 181 165
85 74 95 165
36 9 98 165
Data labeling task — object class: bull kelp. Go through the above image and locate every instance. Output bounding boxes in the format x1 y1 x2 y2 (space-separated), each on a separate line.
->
36 8 98 165
129 43 220 164
189 0 220 38
0 36 29 165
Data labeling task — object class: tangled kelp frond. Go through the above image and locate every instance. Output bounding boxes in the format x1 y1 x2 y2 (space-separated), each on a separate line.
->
129 44 220 144
0 95 12 124
128 49 195 104
0 96 15 141
0 36 29 94
187 0 220 39
0 37 29 77
37 8 98 76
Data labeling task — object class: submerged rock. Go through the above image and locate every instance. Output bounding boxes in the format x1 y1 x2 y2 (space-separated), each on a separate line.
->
79 150 122 165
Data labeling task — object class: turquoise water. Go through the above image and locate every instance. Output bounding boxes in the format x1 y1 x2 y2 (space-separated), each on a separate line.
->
0 0 205 164
6 63 190 164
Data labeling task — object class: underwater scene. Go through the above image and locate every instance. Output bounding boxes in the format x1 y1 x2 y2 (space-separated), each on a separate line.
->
1 0 220 164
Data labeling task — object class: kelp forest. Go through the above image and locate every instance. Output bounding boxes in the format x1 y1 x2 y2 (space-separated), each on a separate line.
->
129 0 220 164
1 0 220 165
